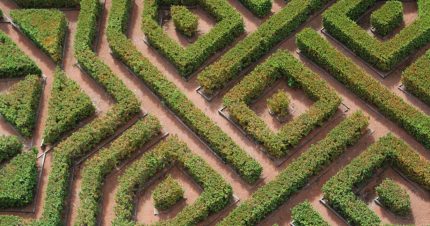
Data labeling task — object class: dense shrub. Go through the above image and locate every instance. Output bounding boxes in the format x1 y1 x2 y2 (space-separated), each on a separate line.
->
0 75 42 137
153 175 184 210
0 31 41 78
113 136 232 225
297 28 430 149
107 0 262 184
376 179 411 216
197 0 331 95
402 49 430 106
267 90 290 118
10 9 67 64
0 216 23 226
218 112 369 226
370 1 403 36
171 6 198 37
0 9 3 20
238 0 271 18
0 148 38 208
142 0 244 77
291 201 329 226
12 0 80 8
43 69 95 144
0 135 22 164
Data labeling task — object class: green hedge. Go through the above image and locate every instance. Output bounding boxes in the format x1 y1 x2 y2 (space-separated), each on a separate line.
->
322 134 430 225
0 75 42 137
10 9 67 64
43 69 95 144
402 49 430 106
297 28 430 149
0 148 38 208
0 216 23 226
370 1 403 36
171 6 198 37
376 178 411 216
75 116 161 226
0 9 3 20
153 175 184 210
197 0 330 95
107 0 262 184
0 135 22 164
113 136 232 226
218 111 369 226
291 201 329 226
223 50 340 158
239 0 271 18
0 31 41 78
12 0 80 8
267 90 290 118
142 0 244 77
323 0 430 71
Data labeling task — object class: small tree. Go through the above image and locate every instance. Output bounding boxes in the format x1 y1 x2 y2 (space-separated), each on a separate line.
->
267 90 290 118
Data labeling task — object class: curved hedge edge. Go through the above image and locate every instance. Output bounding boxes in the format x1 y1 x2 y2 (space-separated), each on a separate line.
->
0 135 22 164
291 201 330 226
238 0 272 18
402 49 430 106
370 0 403 36
218 111 369 226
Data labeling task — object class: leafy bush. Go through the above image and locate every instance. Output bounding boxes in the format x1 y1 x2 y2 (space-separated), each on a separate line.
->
402 49 430 106
0 148 38 208
107 0 262 184
153 175 185 210
43 68 95 144
267 90 290 118
12 0 79 8
197 0 331 95
297 28 430 149
376 178 411 216
113 136 232 225
171 6 198 37
218 112 369 226
0 135 22 164
238 0 271 18
10 9 67 64
291 201 329 226
0 216 23 226
370 1 403 36
0 75 42 137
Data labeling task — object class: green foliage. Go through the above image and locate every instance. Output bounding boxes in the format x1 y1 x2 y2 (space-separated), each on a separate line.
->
267 90 290 118
238 0 271 18
0 149 38 208
142 0 244 77
171 6 198 37
0 31 41 78
370 1 403 36
113 136 232 225
0 75 42 137
153 175 185 210
376 179 411 216
10 9 67 64
0 9 3 20
107 0 262 184
218 112 369 226
197 0 331 95
291 201 329 226
0 135 22 164
12 0 80 8
297 28 430 149
0 216 23 226
402 49 430 106
43 68 95 144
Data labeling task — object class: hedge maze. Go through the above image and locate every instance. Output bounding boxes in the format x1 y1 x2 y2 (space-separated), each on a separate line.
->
0 0 429 225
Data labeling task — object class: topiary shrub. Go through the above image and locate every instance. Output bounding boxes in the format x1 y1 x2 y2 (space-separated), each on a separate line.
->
376 178 411 216
292 201 329 226
370 1 403 36
0 135 22 164
267 90 290 118
171 5 198 37
152 175 185 211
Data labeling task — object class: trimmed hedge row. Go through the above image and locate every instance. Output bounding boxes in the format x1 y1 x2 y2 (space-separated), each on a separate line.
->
238 0 271 18
113 136 233 226
223 50 341 158
107 0 262 184
322 134 430 225
171 6 198 38
0 31 41 78
297 28 430 149
10 9 67 64
0 135 22 164
0 75 42 137
402 49 430 106
11 0 79 8
218 111 369 226
197 0 331 95
0 148 38 208
142 0 244 77
75 116 161 226
291 201 329 226
370 0 403 36
153 175 185 211
0 216 23 226
376 178 411 216
323 0 430 71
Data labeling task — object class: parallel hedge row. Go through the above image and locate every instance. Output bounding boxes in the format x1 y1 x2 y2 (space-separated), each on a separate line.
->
376 178 411 216
197 0 330 95
142 0 244 77
113 136 233 226
291 201 329 226
238 0 272 18
107 0 262 184
402 49 430 106
323 0 430 71
322 134 430 225
297 28 430 149
0 135 22 163
75 116 161 226
223 50 340 158
370 0 403 36
11 0 80 8
171 6 198 38
218 112 369 225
